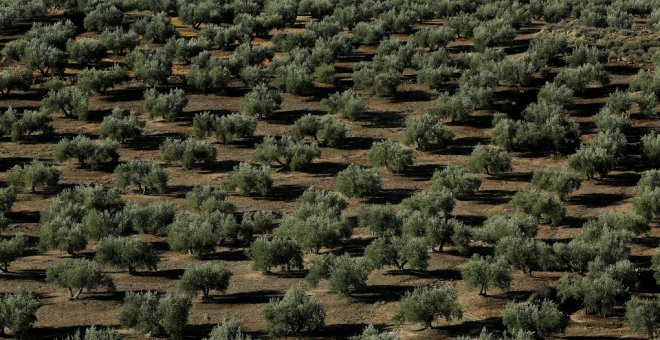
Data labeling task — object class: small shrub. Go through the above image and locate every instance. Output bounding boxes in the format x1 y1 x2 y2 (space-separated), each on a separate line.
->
144 88 188 122
393 286 462 329
179 262 232 298
335 164 382 197
46 258 115 300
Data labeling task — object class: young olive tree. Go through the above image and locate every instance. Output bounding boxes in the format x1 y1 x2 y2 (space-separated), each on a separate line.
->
291 114 346 147
95 236 159 274
262 286 325 337
394 286 462 330
77 65 130 94
642 132 660 166
185 186 234 215
625 298 660 339
46 258 115 300
364 236 429 271
179 262 232 298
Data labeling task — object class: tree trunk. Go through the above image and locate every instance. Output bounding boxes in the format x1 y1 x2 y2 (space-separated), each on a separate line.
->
1 263 8 272
479 284 487 296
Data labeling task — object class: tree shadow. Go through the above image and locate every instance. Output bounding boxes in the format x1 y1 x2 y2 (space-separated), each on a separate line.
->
203 249 248 262
388 89 433 103
330 238 374 257
301 161 349 177
463 189 515 205
595 172 640 187
208 290 283 305
352 284 413 303
361 110 405 128
135 268 184 280
568 192 628 208
340 136 377 150
387 268 462 280
127 132 188 151
261 184 307 202
365 188 415 205
266 109 327 125
442 136 489 155
402 163 438 180
439 317 503 338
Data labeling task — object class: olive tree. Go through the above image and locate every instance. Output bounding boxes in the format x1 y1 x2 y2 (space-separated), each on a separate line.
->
179 262 232 298
205 319 252 340
186 186 234 214
120 201 176 235
221 162 272 196
42 86 88 121
510 190 565 226
120 291 191 339
625 298 660 339
460 255 511 296
403 114 454 151
501 300 568 338
0 289 40 338
400 189 455 219
247 236 304 273
54 135 119 169
291 114 346 147
99 108 145 143
322 89 367 121
467 144 512 175
495 236 554 276
431 166 481 198
95 236 159 274
114 160 168 194
357 204 401 237
335 164 382 197
66 39 107 64
0 69 31 96
393 286 462 329
479 213 538 243
254 136 321 171
132 12 178 43
6 159 59 192
364 236 429 271
7 109 53 142
262 286 325 337
125 47 172 86
99 29 139 55
242 84 283 119
642 132 660 166
531 168 582 199
144 88 188 122
77 65 129 95
0 234 27 273
160 138 216 169
367 139 413 173
306 253 373 295
569 130 626 179
187 52 231 93
46 258 115 300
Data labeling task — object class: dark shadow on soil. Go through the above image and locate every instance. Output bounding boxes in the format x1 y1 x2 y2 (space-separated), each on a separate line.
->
352 284 413 303
209 290 283 305
568 192 628 208
463 189 515 205
340 136 378 150
135 268 184 280
361 110 405 128
261 184 307 202
302 161 349 177
365 188 415 205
